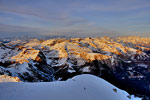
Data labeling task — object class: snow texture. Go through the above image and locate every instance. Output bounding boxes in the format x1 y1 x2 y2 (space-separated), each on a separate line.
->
0 74 141 100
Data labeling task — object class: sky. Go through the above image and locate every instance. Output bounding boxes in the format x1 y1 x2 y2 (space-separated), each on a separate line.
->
0 0 150 38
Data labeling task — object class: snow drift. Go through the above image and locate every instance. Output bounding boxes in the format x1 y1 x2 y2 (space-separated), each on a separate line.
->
0 74 131 100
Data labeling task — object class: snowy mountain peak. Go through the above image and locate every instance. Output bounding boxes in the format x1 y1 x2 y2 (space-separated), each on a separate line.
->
11 48 44 64
0 36 150 98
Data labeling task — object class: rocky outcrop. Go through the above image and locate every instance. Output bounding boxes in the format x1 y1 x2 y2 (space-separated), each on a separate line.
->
11 48 46 64
0 75 21 82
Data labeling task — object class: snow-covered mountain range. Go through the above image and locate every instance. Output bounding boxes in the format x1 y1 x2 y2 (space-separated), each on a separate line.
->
0 36 150 99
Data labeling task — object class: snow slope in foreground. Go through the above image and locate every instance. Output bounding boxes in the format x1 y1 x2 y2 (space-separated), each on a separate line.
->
0 74 140 100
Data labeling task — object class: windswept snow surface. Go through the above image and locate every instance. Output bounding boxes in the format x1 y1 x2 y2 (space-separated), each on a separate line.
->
0 74 140 100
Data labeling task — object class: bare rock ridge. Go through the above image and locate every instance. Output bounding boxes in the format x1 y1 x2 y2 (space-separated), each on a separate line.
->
0 36 150 98
0 75 21 82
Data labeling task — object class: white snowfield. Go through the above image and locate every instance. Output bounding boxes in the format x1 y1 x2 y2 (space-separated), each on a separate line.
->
0 74 140 100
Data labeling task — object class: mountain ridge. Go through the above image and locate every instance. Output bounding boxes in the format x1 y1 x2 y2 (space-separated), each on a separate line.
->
0 36 150 98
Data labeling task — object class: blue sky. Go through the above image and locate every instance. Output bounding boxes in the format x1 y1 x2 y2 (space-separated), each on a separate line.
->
0 0 150 37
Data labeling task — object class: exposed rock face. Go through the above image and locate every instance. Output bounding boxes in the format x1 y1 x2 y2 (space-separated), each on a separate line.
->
11 48 46 64
0 36 150 97
0 75 21 82
0 44 54 82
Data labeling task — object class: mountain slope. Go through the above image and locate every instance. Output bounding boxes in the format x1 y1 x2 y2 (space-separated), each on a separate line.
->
0 75 21 82
0 36 150 97
0 74 132 100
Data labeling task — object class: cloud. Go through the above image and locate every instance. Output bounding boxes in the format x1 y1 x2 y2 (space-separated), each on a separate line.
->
0 0 150 37
0 24 48 37
1 0 149 19
85 0 150 12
